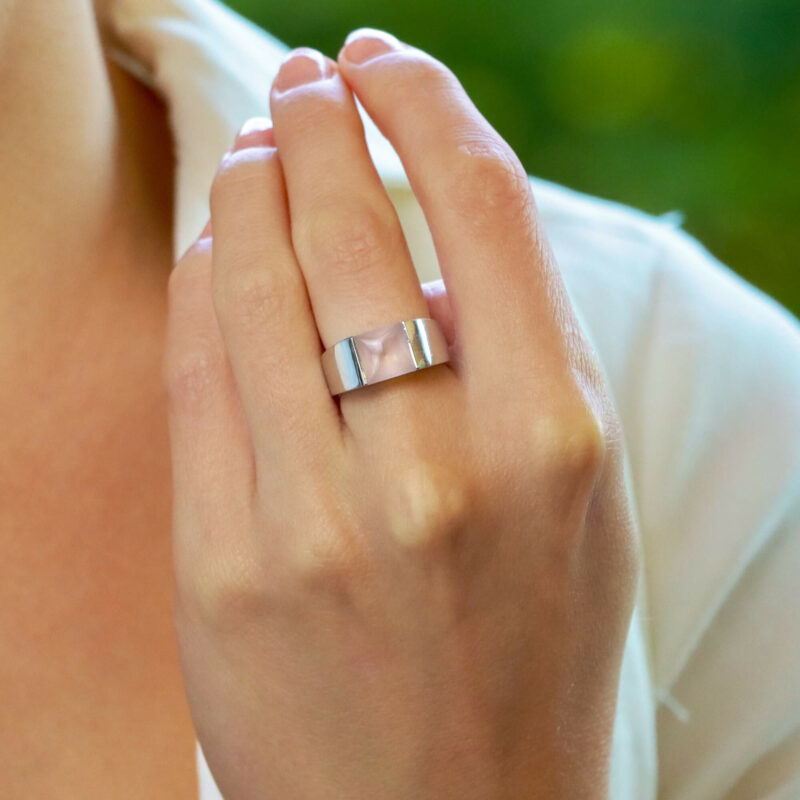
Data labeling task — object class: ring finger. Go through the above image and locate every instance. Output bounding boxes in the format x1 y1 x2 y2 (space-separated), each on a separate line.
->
269 48 456 422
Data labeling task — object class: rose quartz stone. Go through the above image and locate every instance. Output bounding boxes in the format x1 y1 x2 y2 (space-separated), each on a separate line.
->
354 322 413 385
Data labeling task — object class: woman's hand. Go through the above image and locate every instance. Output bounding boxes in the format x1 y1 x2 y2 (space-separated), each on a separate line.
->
163 28 640 800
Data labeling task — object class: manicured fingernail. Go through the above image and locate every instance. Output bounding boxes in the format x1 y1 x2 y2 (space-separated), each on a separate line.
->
341 29 402 64
273 47 329 94
238 116 273 137
232 116 276 150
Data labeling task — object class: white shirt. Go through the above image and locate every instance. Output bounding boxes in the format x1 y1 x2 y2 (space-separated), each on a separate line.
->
98 1 800 798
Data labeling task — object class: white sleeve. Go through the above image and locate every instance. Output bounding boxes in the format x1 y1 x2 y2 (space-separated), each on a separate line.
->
625 225 800 799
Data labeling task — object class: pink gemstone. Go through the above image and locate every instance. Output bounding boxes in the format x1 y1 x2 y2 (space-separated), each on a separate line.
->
354 322 411 385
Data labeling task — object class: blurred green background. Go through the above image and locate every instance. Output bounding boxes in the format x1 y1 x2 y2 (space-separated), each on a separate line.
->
226 0 799 317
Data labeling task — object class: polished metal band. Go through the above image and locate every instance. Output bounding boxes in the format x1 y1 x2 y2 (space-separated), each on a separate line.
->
321 317 450 396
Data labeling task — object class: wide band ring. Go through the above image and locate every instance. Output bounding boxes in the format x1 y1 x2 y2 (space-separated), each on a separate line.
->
321 317 450 396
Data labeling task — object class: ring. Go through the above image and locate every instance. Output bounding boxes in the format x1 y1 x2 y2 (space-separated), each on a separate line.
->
321 317 450 396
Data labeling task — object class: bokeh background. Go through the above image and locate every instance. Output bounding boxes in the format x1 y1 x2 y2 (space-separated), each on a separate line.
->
225 0 799 317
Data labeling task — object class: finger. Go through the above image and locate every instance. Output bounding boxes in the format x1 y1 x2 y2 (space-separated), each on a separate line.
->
162 238 256 556
268 49 449 409
337 30 574 393
193 120 275 246
232 116 276 151
208 138 343 490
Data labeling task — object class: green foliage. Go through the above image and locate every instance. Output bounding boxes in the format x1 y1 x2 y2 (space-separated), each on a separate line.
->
226 0 800 316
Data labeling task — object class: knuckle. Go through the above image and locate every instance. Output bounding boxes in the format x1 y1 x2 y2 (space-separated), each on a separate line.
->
284 514 368 592
297 201 398 282
178 546 269 633
528 407 608 481
268 466 372 592
385 460 472 551
448 139 534 228
162 257 225 410
163 346 224 410
287 532 354 590
213 262 291 330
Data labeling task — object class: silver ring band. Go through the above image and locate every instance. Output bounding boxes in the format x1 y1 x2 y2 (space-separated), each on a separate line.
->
321 317 450 396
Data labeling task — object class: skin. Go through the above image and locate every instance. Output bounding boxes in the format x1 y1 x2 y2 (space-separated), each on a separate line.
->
0 1 639 795
0 1 196 796
167 29 640 800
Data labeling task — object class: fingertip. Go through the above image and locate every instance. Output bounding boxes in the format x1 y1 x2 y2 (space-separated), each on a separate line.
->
337 29 404 67
233 116 276 151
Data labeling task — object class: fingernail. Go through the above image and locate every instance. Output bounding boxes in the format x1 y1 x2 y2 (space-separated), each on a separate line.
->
341 29 402 65
238 116 273 137
273 47 329 94
232 116 276 150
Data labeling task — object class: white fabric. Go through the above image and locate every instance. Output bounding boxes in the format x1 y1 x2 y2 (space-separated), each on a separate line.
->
96 2 800 798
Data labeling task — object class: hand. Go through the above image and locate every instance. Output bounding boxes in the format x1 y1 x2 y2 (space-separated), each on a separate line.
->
163 27 640 800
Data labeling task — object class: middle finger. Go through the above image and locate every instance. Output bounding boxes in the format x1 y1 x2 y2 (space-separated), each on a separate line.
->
269 48 449 408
